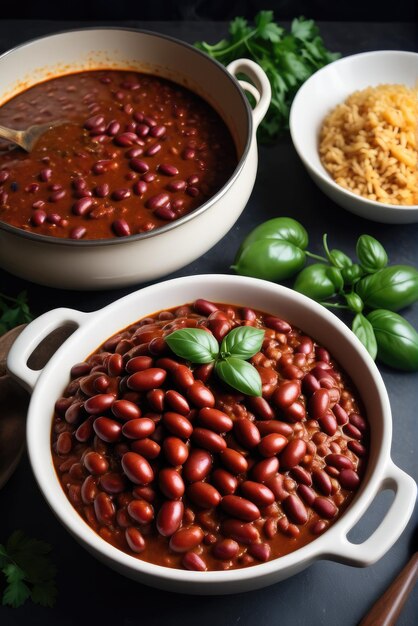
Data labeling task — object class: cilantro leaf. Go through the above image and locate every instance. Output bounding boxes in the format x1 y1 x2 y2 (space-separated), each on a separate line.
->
2 580 31 608
255 11 283 43
31 581 58 608
0 291 33 333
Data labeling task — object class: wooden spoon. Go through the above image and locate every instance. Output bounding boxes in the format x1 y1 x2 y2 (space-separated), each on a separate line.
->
0 120 65 152
0 323 76 489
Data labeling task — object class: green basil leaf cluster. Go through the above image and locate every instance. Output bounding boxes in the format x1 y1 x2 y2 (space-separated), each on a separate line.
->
232 217 418 372
232 217 308 281
165 326 265 396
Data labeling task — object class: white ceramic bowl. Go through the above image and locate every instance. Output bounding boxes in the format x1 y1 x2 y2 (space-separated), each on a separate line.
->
290 50 418 224
7 274 416 594
0 29 271 289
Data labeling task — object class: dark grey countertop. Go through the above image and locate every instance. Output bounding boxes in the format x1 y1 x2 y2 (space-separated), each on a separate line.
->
0 19 417 626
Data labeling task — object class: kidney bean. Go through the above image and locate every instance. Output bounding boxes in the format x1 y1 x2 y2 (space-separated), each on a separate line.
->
156 500 184 537
280 439 307 469
164 389 189 415
126 499 154 525
220 448 248 475
192 428 226 453
126 356 153 373
263 316 292 333
84 393 115 415
94 492 115 526
319 413 338 436
182 551 207 571
284 402 306 422
344 423 363 440
313 496 337 519
339 469 360 490
333 404 349 425
296 484 316 507
130 438 161 460
183 449 212 482
221 519 260 545
163 437 189 466
93 416 122 443
290 465 312 486
163 412 193 439
172 364 195 389
312 469 332 496
233 419 260 450
302 373 321 396
248 542 271 562
157 163 178 176
122 418 155 440
168 525 204 553
250 457 279 485
273 381 301 409
31 209 47 226
127 368 166 391
192 299 217 316
188 481 221 509
72 196 93 216
185 382 214 409
326 453 354 471
309 389 330 420
121 451 153 485
255 421 293 438
349 413 367 432
99 472 126 494
240 481 275 507
348 440 366 457
81 475 98 504
112 399 141 421
125 527 146 553
56 431 72 455
247 396 275 420
75 417 94 443
208 470 236 498
212 538 239 560
197 408 232 434
112 219 131 237
283 494 308 525
83 451 109 475
258 433 288 458
159 468 185 499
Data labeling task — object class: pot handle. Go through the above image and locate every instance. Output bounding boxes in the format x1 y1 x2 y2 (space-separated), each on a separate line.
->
325 459 417 566
227 59 271 129
7 308 89 393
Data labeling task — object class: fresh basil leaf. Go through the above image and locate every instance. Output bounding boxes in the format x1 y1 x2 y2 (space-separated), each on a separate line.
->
215 357 262 396
352 313 377 360
165 328 219 364
220 326 264 360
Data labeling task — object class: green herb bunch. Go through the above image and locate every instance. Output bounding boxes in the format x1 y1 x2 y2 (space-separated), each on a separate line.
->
165 326 265 396
233 217 418 371
0 531 57 608
0 291 32 334
195 11 339 142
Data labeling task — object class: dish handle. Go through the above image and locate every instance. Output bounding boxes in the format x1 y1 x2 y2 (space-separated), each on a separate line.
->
227 59 271 130
7 308 89 393
325 459 417 566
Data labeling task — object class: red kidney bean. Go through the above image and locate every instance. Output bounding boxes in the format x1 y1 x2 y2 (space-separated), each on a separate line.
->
145 143 162 156
280 439 307 469
127 499 154 524
182 551 207 571
264 316 292 333
256 420 293 437
158 163 179 176
130 158 149 173
167 180 187 192
187 382 215 408
265 474 288 501
258 433 288 457
234 419 261 449
112 188 131 201
211 469 238 495
193 299 218 316
126 356 154 373
65 401 86 425
197 408 233 433
150 124 166 138
121 451 154 485
183 449 212 482
93 416 122 443
296 336 314 354
348 440 366 457
349 413 367 432
273 381 301 409
302 373 321 395
297 484 316 506
39 168 52 181
251 457 279 483
247 396 275 420
156 500 184 537
240 481 275 507
221 519 260 545
31 209 47 226
81 475 98 504
309 389 330 419
169 525 204 553
84 393 115 415
248 542 271 562
284 402 306 422
163 437 189 466
313 497 337 519
159 468 185 499
312 469 333 495
212 538 239 560
114 132 139 147
192 428 226 453
122 418 155 440
75 417 94 442
94 492 115 526
188 481 221 508
146 389 164 412
154 205 176 220
333 403 349 425
344 423 363 440
99 472 126 494
56 431 72 455
193 362 215 384
281 364 304 380
83 451 109 475
112 219 131 237
326 453 354 471
133 180 147 195
136 123 150 137
165 390 190 415
339 469 360 490
131 438 161 459
173 365 195 389
319 413 338 436
127 368 166 391
145 192 170 210
290 465 312 486
112 399 141 421
220 448 248 475
125 527 145 553
72 196 93 216
163 412 193 439
132 485 156 503
283 494 308 525
84 114 105 130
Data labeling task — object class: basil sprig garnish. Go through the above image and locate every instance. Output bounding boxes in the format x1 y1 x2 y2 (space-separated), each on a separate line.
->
165 326 265 396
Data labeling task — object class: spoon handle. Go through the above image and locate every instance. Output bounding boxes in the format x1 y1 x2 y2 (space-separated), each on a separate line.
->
359 552 418 626
0 123 23 145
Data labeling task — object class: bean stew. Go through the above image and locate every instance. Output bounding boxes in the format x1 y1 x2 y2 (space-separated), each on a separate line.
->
0 70 237 240
51 299 368 571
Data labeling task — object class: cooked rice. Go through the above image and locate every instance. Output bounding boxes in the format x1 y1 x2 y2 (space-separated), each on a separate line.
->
319 84 418 205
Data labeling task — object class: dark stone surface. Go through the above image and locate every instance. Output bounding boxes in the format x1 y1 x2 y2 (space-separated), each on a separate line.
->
0 20 416 626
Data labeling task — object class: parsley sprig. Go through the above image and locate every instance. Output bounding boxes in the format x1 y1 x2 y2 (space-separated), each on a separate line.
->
0 531 57 608
195 11 339 142
0 291 32 334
